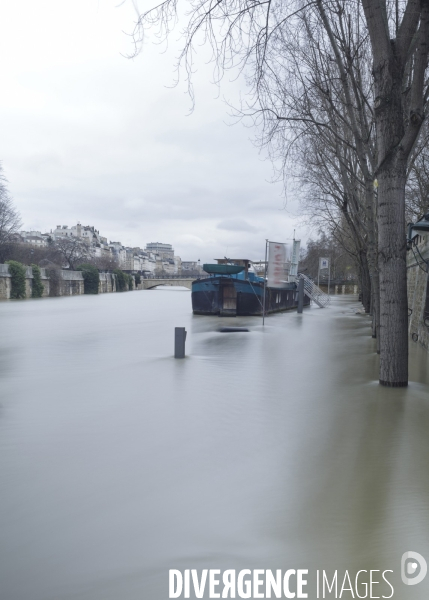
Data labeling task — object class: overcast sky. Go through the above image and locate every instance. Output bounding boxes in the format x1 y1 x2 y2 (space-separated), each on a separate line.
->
0 0 308 263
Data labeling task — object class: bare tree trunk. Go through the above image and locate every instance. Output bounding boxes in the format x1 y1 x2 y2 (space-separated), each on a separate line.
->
370 270 381 355
378 166 408 385
359 251 372 313
364 182 380 340
371 45 409 383
373 270 381 353
371 296 376 337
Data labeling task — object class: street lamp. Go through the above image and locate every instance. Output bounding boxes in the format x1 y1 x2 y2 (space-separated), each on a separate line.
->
407 213 429 243
407 214 429 272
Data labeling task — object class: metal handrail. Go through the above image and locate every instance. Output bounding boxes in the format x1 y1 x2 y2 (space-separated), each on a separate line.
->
296 273 330 308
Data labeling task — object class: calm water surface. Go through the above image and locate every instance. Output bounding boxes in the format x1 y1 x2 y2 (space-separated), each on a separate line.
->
1 290 429 599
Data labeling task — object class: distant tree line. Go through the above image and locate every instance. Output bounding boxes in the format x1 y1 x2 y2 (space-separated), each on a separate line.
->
0 164 22 263
299 233 358 283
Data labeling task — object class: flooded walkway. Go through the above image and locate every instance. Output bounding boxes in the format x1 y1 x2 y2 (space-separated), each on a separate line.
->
0 292 428 599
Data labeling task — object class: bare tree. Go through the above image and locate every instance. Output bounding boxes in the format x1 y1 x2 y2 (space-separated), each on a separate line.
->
0 165 22 263
252 3 380 349
129 0 429 386
406 122 429 223
265 16 377 315
50 236 89 270
300 232 358 281
296 134 374 312
3 240 62 266
87 254 119 271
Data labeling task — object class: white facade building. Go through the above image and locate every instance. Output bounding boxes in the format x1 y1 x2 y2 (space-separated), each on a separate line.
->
19 231 50 246
19 225 185 276
145 242 174 260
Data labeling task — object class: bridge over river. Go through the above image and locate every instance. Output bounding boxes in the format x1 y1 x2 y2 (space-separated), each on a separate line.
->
142 276 195 290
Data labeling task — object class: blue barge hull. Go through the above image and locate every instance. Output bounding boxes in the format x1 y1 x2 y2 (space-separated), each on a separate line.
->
192 276 310 316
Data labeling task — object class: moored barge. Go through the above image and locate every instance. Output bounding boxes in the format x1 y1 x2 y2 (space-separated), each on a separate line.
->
191 259 310 316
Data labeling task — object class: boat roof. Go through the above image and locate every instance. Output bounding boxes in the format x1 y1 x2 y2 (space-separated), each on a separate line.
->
203 264 244 274
215 258 252 265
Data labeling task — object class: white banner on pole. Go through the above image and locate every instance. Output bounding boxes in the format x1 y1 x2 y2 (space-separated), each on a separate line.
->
267 242 287 288
289 240 301 278
319 257 329 269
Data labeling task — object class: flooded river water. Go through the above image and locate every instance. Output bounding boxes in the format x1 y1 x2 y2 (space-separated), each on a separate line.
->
1 290 429 600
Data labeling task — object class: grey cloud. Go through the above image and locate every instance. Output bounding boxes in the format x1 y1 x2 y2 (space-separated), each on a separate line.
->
217 219 259 233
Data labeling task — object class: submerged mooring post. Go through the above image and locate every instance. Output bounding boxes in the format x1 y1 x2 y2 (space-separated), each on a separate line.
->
297 277 304 314
174 327 187 358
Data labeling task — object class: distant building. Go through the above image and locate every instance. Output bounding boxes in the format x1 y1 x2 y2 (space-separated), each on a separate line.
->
163 259 175 275
52 224 101 246
19 231 50 246
139 252 156 274
181 261 203 275
108 243 159 274
109 242 126 267
145 242 174 260
181 261 197 271
18 225 184 276
48 223 112 262
174 256 182 274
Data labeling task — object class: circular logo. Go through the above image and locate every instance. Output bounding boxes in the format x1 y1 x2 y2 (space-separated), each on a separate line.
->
401 552 428 586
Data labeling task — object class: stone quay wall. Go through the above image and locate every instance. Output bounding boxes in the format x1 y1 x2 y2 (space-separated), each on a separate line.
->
56 270 84 297
0 265 140 300
0 264 51 299
0 265 175 300
99 272 116 293
0 264 82 299
0 264 12 299
407 234 429 350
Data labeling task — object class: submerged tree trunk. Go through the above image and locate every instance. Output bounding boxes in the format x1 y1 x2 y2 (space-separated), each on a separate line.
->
372 54 409 384
364 182 380 343
359 251 372 313
369 270 381 353
377 166 409 385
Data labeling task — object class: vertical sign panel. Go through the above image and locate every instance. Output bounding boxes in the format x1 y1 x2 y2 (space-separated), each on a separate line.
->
267 242 287 288
289 240 301 278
